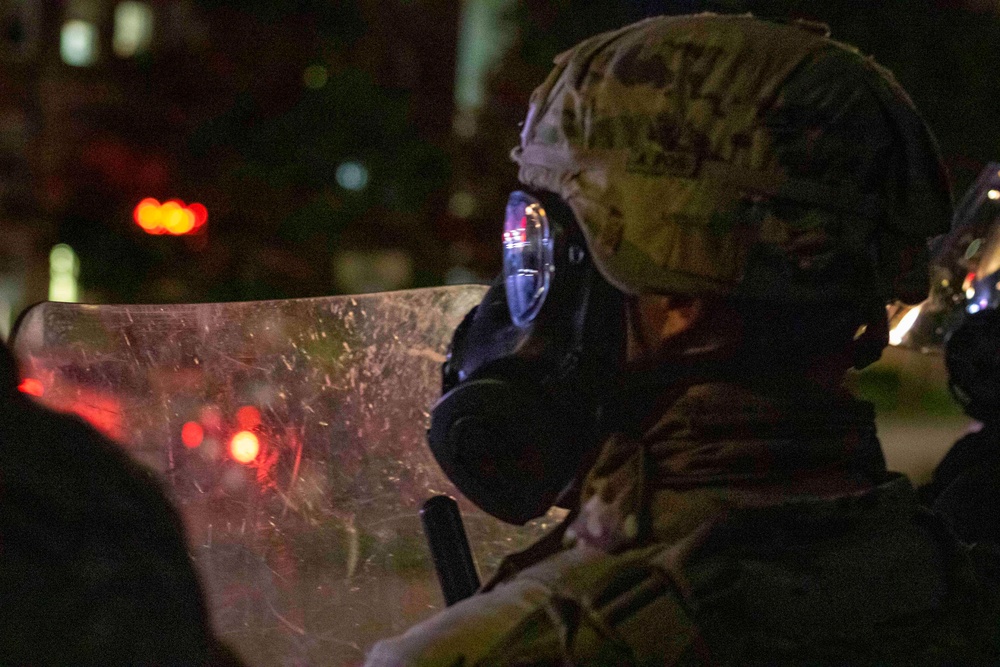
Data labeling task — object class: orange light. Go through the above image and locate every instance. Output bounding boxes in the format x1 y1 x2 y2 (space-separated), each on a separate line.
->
160 200 190 234
181 421 204 448
235 405 261 430
17 378 44 397
230 430 259 464
133 198 207 235
134 197 161 230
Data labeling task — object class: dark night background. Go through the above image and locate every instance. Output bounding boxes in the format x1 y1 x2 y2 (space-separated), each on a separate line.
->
0 0 998 332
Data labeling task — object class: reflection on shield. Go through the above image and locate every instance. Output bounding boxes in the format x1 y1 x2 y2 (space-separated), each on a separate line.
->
890 163 1000 353
11 285 565 666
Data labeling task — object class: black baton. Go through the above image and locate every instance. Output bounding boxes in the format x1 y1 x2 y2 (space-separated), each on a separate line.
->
420 495 481 605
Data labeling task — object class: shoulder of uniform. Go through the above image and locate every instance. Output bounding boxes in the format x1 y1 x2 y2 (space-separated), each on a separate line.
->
366 546 705 666
477 545 704 665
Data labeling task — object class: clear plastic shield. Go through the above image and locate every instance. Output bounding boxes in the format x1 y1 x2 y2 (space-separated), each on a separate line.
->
890 164 1000 352
11 286 564 666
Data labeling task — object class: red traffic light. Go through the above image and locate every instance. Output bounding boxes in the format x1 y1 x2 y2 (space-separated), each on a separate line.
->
133 198 208 235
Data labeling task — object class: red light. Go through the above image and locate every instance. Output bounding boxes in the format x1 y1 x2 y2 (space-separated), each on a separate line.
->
17 378 44 397
133 198 208 236
188 202 208 229
230 430 260 464
181 421 204 448
235 405 261 430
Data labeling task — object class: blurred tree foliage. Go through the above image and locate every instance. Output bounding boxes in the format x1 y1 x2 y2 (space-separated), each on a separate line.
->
63 1 450 304
186 66 450 302
181 1 451 302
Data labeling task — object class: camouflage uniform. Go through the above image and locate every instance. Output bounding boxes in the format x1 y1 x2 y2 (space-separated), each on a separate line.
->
367 14 999 664
368 382 997 665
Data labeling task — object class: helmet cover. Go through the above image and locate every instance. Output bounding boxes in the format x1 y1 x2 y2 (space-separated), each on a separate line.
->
513 13 952 306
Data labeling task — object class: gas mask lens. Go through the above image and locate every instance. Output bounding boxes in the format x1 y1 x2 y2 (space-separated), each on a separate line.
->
503 191 554 327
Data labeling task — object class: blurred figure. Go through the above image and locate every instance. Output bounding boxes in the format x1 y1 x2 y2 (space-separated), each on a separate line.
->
367 14 1000 665
0 341 243 665
922 308 1000 544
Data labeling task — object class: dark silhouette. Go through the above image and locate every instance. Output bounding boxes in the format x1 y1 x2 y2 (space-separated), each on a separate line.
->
923 308 1000 546
0 341 243 666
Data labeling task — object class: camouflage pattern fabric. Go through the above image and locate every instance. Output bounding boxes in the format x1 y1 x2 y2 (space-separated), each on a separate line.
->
513 14 951 306
366 381 999 665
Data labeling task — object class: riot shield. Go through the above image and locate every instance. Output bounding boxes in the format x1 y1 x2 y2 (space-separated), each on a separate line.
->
890 163 1000 352
10 286 564 666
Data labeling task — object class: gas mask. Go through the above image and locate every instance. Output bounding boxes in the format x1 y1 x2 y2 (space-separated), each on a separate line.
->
428 190 626 525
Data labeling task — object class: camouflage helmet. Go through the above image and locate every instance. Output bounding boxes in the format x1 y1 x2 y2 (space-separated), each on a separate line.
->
512 13 952 307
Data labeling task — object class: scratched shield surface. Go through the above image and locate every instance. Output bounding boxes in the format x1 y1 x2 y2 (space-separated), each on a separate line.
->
11 286 564 666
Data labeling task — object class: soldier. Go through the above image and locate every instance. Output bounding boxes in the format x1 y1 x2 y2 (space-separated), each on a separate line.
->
367 13 999 665
922 308 1000 545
